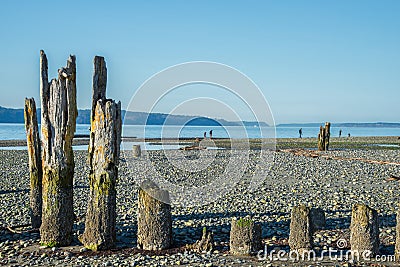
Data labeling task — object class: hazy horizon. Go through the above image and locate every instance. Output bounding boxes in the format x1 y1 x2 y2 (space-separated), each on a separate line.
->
1 103 400 126
0 1 399 124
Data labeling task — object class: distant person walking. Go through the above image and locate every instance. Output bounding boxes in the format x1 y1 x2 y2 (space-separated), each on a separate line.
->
203 132 207 139
209 130 213 139
348 133 351 137
339 129 342 138
299 128 303 138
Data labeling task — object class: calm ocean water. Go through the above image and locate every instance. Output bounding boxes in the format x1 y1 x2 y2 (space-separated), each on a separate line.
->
1 123 399 140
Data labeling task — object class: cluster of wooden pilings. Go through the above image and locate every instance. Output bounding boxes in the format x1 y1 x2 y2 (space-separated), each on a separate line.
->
24 51 121 250
288 203 400 260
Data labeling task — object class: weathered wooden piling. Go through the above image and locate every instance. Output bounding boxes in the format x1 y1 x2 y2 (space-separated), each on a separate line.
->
24 97 42 229
137 180 172 250
395 204 400 261
39 50 77 246
318 122 331 151
133 144 141 158
288 205 313 252
350 204 379 256
79 56 122 251
229 217 262 255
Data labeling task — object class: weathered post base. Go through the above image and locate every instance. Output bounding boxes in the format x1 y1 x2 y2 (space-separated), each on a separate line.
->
350 204 379 256
137 180 172 250
187 227 214 253
133 145 141 158
289 205 313 253
395 203 400 262
229 217 262 255
40 167 74 247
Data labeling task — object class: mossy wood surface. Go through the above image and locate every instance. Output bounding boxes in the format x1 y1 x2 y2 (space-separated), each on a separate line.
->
79 56 122 251
24 97 42 229
288 205 314 252
229 217 262 255
137 180 172 250
350 204 379 256
395 204 400 261
39 50 77 247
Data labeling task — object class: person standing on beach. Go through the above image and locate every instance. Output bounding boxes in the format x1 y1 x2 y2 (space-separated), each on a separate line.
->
299 128 302 138
339 129 342 138
209 130 213 139
204 132 207 139
348 133 351 137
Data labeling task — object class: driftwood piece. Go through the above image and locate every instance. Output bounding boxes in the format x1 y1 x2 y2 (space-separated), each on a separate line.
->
79 56 122 251
39 50 77 247
229 217 262 255
318 122 331 151
350 204 379 256
387 174 400 181
186 227 214 252
24 98 42 229
137 180 172 250
179 145 207 151
3 224 35 234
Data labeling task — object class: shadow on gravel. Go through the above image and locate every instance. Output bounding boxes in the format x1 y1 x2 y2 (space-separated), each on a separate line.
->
172 210 290 221
0 188 29 195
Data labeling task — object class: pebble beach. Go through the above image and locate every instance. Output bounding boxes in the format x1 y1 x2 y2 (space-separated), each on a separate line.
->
0 137 400 266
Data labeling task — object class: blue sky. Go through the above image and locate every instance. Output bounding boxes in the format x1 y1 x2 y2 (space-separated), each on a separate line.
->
0 0 399 124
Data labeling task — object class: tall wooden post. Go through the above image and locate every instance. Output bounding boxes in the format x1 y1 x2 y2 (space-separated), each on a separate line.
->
39 50 78 246
24 98 42 229
79 56 122 251
318 122 331 151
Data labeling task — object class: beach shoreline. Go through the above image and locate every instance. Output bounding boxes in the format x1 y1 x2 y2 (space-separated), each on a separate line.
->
0 139 400 266
0 136 399 150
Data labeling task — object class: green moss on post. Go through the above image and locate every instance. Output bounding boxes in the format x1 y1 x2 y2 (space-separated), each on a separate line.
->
236 217 252 228
79 56 122 251
230 217 262 255
24 97 42 229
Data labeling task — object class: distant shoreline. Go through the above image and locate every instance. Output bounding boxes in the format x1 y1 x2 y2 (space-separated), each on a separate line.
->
1 121 400 128
1 136 399 150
